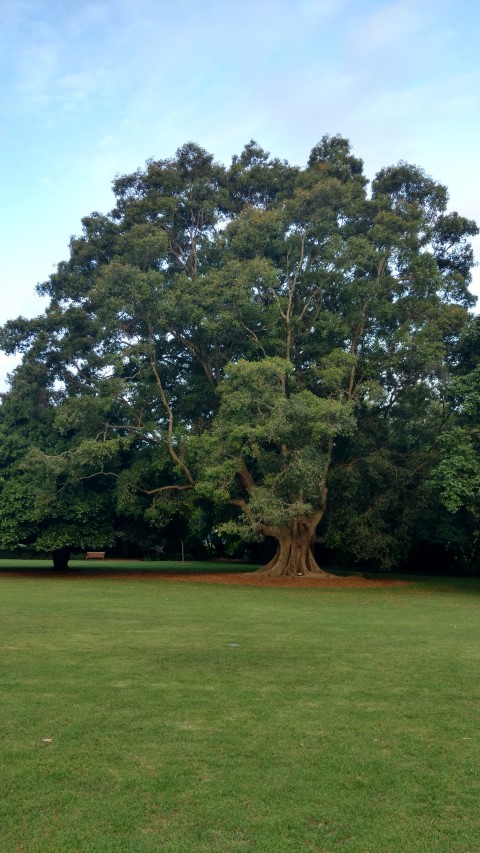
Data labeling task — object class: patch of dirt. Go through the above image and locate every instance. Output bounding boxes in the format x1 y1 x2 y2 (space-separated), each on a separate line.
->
0 570 412 589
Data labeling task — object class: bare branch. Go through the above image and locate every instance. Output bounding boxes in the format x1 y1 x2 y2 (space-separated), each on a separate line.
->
54 469 119 492
78 471 119 482
163 323 216 387
297 286 323 325
285 232 306 359
239 322 267 357
140 484 194 495
103 423 161 446
149 354 195 486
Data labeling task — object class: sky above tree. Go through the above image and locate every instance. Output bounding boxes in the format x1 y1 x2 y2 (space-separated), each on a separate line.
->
0 0 479 385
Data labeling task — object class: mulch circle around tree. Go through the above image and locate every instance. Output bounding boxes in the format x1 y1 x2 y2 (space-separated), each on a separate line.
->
123 572 412 588
0 570 412 588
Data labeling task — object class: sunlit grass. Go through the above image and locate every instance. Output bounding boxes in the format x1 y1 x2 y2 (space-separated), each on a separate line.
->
1 572 479 851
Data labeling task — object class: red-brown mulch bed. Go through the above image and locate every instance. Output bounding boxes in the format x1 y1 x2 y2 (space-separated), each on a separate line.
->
136 572 412 588
0 570 412 588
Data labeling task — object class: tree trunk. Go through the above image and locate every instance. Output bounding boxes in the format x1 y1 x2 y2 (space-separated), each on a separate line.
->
255 519 334 578
52 547 72 571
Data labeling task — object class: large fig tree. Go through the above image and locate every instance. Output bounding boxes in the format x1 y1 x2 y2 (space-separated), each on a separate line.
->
0 138 477 575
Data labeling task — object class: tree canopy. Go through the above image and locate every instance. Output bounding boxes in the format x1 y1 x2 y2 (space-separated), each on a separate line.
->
0 137 478 574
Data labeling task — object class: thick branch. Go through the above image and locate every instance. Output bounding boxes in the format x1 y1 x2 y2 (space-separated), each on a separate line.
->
230 497 249 512
238 462 256 494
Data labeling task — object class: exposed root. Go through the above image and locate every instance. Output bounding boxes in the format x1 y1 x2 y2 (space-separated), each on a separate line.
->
254 540 336 579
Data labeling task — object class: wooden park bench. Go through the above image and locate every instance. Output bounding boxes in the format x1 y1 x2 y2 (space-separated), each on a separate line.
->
85 551 106 560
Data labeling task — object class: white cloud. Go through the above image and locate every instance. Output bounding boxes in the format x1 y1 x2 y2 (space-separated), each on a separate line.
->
0 0 478 392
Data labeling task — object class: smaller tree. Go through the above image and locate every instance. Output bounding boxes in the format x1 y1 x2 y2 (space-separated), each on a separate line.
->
197 358 355 576
0 364 124 569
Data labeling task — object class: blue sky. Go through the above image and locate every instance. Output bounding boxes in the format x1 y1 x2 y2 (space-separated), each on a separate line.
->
1 0 479 384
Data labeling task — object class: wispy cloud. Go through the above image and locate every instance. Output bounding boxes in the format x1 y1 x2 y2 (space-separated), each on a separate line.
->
0 0 478 393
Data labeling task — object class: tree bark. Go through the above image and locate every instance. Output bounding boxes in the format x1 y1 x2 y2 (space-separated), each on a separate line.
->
52 546 72 571
254 518 334 578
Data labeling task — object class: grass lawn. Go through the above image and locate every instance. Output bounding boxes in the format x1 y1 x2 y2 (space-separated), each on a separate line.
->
1 567 479 852
0 558 258 574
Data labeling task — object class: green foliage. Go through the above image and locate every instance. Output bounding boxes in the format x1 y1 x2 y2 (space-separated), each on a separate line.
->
0 136 478 569
420 318 480 570
432 429 480 514
198 358 354 534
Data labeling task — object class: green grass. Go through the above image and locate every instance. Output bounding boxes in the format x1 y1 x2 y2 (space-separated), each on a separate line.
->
0 558 257 574
1 570 480 852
